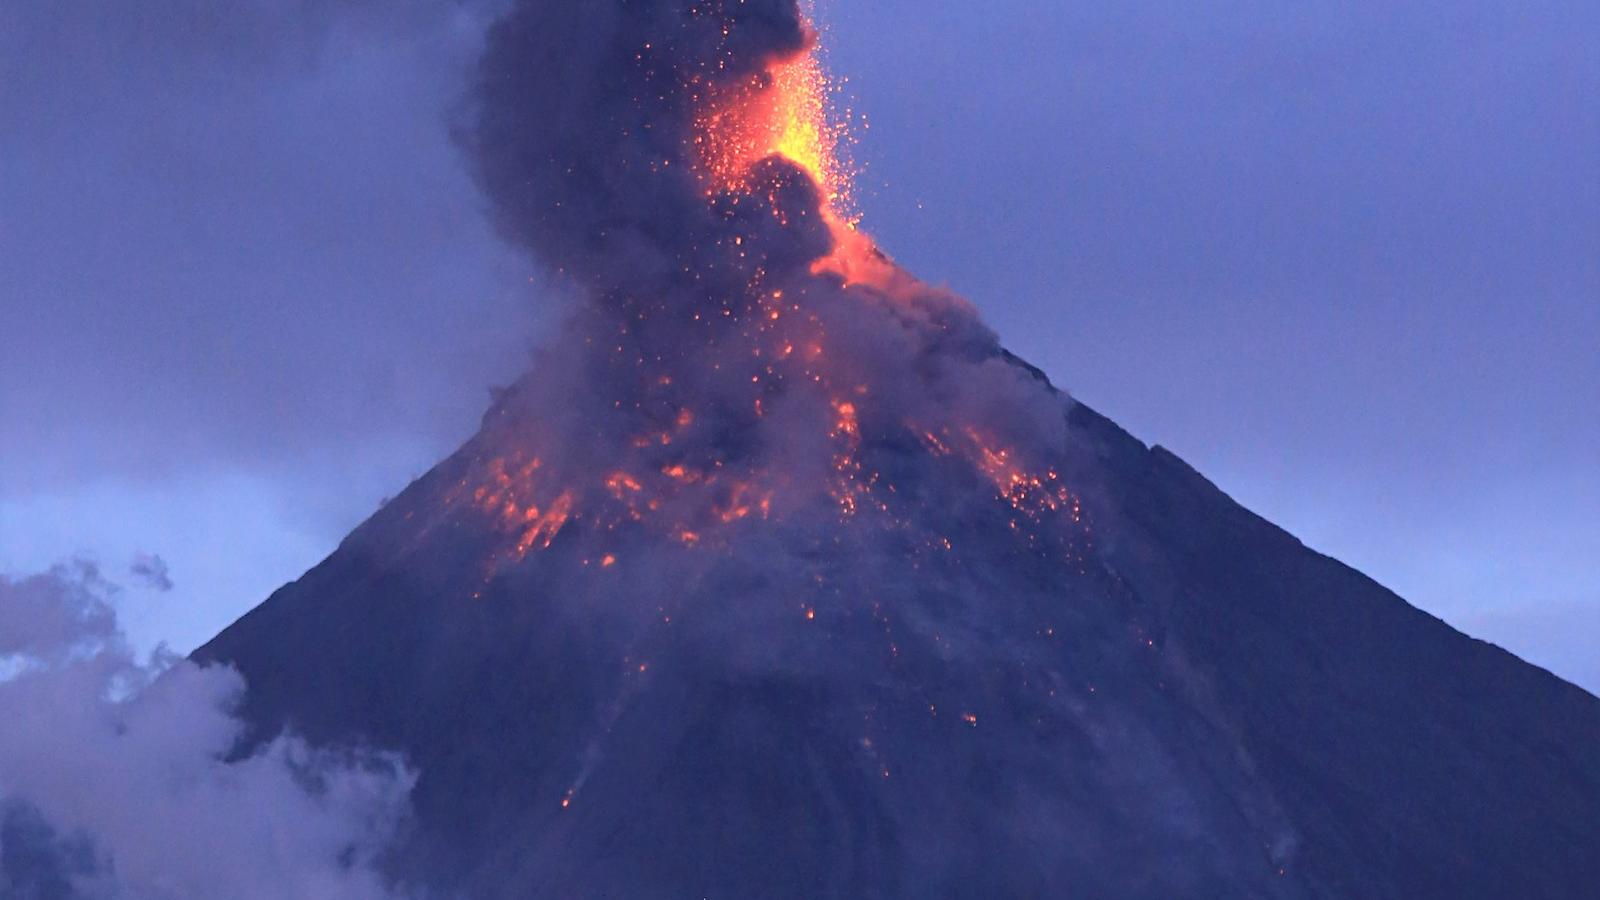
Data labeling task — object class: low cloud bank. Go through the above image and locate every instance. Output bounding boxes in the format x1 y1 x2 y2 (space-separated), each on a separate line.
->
0 563 414 899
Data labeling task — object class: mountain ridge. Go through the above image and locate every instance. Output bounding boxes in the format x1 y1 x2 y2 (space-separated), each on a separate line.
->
197 373 1600 899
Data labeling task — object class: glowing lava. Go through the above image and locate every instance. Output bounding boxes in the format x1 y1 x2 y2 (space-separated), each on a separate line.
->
769 49 853 217
440 7 1092 579
686 9 904 295
694 26 856 223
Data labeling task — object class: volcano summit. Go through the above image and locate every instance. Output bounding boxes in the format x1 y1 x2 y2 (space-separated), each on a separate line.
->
198 1 1600 897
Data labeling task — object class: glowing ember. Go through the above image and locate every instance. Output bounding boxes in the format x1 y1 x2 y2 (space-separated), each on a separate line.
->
769 51 850 214
514 491 574 557
436 7 1093 586
693 18 857 225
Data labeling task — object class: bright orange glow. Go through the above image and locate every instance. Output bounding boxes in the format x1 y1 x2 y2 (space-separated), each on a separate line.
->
694 20 857 225
948 427 1081 522
436 5 1103 583
606 472 643 495
687 14 926 293
832 401 858 437
714 480 770 524
769 51 850 214
514 491 573 556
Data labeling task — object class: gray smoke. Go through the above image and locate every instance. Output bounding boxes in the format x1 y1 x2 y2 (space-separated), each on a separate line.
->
456 0 1069 503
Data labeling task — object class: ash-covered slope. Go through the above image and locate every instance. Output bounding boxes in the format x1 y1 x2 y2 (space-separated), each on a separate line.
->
199 0 1600 896
198 380 1600 899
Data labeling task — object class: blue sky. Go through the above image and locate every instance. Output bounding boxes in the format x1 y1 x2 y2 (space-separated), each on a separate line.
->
2 1 1595 690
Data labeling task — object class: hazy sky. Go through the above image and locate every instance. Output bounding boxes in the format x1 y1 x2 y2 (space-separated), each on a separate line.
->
3 1 1596 691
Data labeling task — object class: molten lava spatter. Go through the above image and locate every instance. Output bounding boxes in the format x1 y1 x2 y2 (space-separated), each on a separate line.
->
687 11 902 289
433 5 1090 588
442 313 1089 581
693 20 857 224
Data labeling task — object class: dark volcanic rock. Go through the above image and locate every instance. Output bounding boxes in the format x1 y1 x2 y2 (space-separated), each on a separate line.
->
197 387 1600 899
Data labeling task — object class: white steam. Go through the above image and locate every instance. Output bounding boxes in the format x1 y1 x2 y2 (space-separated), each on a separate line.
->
0 562 414 899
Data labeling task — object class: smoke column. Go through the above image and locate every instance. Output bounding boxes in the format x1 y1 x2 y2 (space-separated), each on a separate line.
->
452 0 1079 565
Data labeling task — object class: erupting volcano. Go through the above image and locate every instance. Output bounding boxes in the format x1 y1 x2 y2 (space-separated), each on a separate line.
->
198 2 1600 897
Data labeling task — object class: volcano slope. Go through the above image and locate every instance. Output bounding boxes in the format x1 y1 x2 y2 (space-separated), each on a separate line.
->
197 0 1600 897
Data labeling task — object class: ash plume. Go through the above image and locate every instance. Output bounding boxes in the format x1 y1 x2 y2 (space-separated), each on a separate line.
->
455 0 1069 523
419 1 1300 893
465 0 810 290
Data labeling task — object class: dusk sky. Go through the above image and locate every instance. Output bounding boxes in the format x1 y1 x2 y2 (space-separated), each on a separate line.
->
3 0 1596 692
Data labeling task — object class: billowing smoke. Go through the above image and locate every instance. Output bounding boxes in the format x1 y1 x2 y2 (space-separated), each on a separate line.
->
438 0 1108 701
0 563 414 899
467 0 811 288
423 1 1108 691
382 2 1306 894
452 0 1074 539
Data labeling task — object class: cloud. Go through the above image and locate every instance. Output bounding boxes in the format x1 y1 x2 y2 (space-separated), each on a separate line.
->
0 565 415 899
0 798 101 898
128 554 174 593
0 562 117 663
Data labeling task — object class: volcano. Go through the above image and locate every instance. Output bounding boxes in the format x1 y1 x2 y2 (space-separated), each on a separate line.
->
197 1 1600 897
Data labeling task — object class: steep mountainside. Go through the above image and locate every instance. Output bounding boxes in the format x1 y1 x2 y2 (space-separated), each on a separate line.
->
199 377 1600 899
